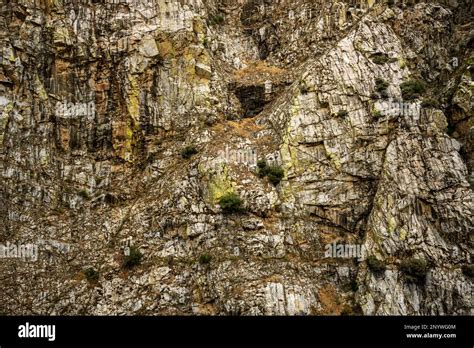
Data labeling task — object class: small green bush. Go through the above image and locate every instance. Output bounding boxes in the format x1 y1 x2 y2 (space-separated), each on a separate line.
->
337 110 349 117
371 54 390 65
199 253 212 264
267 166 285 185
208 14 224 26
373 110 383 118
461 264 474 278
78 189 91 200
181 145 198 159
257 160 284 185
219 193 244 214
257 160 269 177
367 255 387 273
400 79 426 100
421 98 440 109
83 268 99 283
375 78 389 94
123 246 143 269
400 258 428 283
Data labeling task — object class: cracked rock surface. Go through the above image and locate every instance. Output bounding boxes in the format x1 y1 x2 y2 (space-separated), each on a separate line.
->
0 0 472 315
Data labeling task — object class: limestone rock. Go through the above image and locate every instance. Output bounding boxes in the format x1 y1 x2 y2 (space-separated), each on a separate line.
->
0 0 472 316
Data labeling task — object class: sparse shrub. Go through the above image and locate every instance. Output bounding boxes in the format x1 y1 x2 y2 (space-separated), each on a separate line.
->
320 101 330 108
208 14 225 26
343 280 359 292
78 189 91 200
199 253 212 264
267 166 285 185
219 192 244 213
83 268 99 283
421 98 440 109
337 110 349 117
400 79 426 100
371 53 390 65
257 159 269 177
123 246 143 269
375 78 389 94
373 110 383 118
379 90 389 99
350 280 359 292
374 78 389 100
181 145 198 159
400 258 428 283
461 264 474 278
367 255 387 274
257 160 284 185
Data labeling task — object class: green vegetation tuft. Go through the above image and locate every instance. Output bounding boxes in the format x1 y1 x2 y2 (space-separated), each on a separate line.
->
400 258 428 283
208 14 225 26
199 253 212 264
371 53 390 65
219 192 244 214
421 98 440 109
400 79 426 100
375 78 389 99
367 255 387 274
181 145 198 159
461 264 474 278
267 166 285 185
257 160 285 185
373 110 383 118
123 246 143 269
78 189 91 200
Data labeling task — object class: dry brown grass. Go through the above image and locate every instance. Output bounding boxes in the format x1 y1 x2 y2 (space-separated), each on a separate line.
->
234 60 286 82
318 285 343 315
226 118 263 137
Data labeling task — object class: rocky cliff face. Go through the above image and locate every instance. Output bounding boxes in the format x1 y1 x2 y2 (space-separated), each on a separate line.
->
0 0 472 315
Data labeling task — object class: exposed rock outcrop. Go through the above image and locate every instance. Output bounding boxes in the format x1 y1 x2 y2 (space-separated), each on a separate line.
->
0 0 472 315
